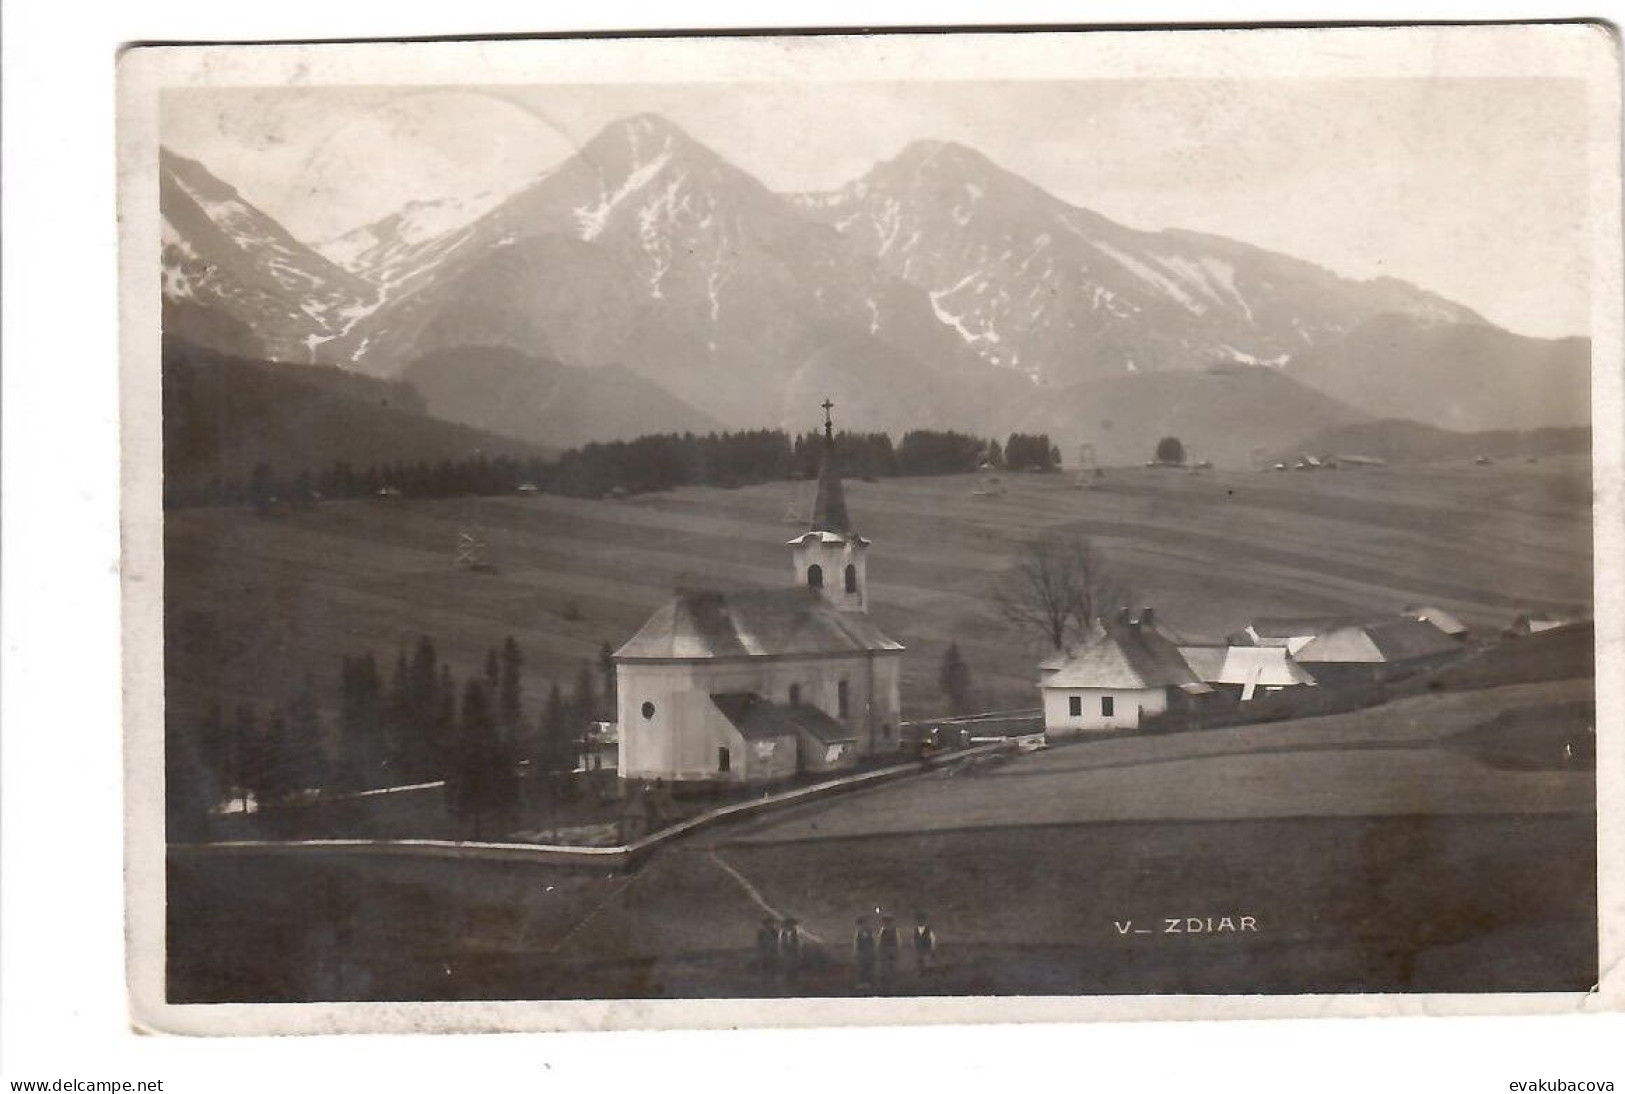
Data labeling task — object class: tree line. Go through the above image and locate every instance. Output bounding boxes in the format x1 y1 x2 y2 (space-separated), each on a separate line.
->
164 427 1063 509
168 634 621 840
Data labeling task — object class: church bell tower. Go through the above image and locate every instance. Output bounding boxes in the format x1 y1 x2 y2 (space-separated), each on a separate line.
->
789 399 870 613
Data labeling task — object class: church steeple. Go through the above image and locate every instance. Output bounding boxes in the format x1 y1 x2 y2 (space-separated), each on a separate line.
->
789 397 869 612
809 398 852 535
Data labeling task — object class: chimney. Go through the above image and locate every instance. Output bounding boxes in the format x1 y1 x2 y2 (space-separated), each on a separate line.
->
1140 607 1155 628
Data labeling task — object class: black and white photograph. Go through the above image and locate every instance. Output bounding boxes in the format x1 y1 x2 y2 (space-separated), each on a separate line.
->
111 24 1621 1033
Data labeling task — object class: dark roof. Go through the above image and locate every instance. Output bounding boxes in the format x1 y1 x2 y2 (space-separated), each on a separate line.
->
809 440 852 535
782 703 858 744
1248 615 1374 641
709 693 801 740
1042 620 1209 691
709 693 857 744
1365 618 1461 661
1295 618 1459 664
616 586 904 660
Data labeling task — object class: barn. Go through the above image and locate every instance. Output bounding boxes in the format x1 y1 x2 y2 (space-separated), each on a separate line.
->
1291 617 1462 687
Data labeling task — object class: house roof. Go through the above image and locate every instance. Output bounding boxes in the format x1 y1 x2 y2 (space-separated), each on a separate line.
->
1404 605 1468 636
1294 618 1459 664
1245 615 1373 643
1041 620 1210 692
616 586 904 661
709 692 857 744
1178 645 1317 687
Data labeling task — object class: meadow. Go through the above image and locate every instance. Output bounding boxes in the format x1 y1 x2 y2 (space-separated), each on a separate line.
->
167 676 1597 1001
164 454 1593 730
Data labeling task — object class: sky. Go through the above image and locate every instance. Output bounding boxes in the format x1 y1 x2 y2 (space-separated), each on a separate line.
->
162 78 1591 338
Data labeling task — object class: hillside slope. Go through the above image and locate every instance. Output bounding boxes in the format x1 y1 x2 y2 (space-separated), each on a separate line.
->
162 338 547 498
1286 314 1591 431
1279 418 1593 465
995 366 1371 467
401 346 722 448
165 457 1592 726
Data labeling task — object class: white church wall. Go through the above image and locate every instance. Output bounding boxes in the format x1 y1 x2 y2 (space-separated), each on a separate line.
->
617 652 905 781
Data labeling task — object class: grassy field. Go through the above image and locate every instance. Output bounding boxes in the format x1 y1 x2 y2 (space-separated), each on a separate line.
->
167 676 1596 1001
164 455 1593 727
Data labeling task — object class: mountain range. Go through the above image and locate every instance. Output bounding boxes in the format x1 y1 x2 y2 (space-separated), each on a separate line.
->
159 114 1591 462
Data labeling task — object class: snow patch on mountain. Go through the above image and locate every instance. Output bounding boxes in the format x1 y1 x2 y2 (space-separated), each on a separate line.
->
1157 253 1254 323
1087 238 1207 316
575 149 673 241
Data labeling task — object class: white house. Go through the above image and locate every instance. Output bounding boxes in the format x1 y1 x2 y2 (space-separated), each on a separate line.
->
613 406 905 786
1040 609 1211 734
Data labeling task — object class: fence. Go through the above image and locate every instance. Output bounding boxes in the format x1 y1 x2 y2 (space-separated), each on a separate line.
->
170 741 1007 871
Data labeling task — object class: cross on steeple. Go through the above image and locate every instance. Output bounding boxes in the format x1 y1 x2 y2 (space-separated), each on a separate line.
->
821 398 835 440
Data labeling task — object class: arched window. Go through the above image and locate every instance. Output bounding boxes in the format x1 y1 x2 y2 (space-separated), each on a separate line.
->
788 684 801 706
837 679 850 718
844 564 858 593
806 564 824 589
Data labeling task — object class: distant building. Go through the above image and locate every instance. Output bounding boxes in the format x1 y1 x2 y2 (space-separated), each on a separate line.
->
1291 618 1460 687
1508 612 1585 637
612 402 905 786
1040 609 1212 733
1403 604 1469 640
1178 644 1317 700
1239 615 1371 655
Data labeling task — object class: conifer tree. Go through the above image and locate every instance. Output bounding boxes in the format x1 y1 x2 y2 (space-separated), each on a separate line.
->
499 636 523 738
571 659 598 770
598 641 617 711
938 643 974 715
285 671 327 792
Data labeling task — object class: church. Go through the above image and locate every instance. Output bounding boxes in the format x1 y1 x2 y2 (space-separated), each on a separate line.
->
612 403 906 786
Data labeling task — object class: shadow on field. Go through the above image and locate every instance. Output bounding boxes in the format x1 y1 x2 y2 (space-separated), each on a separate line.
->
167 812 1596 1003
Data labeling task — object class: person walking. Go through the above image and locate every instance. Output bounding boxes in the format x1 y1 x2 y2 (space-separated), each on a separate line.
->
876 915 900 993
778 917 802 987
756 916 781 982
852 916 876 993
912 911 937 976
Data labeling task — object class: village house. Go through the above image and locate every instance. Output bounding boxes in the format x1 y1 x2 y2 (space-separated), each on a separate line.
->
1177 643 1317 701
1403 604 1469 640
1289 617 1461 687
1040 608 1212 734
612 403 904 787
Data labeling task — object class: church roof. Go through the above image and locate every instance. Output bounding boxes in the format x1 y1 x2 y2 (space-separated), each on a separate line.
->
615 586 904 661
809 440 852 535
710 692 857 743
